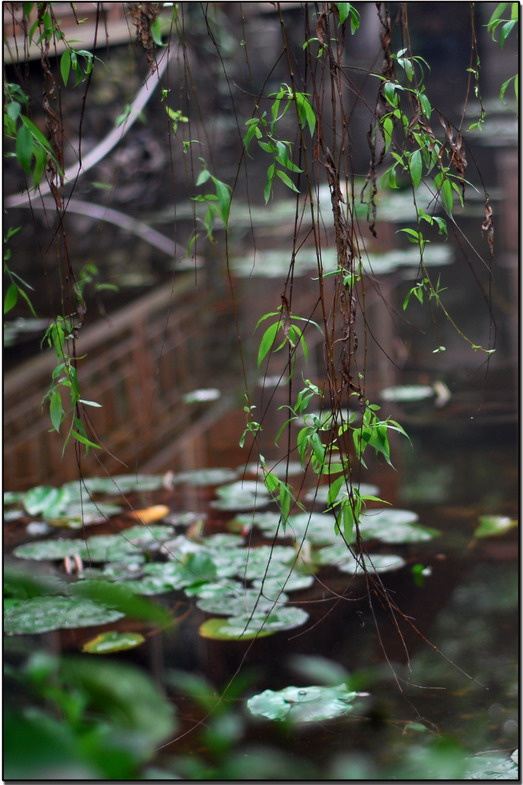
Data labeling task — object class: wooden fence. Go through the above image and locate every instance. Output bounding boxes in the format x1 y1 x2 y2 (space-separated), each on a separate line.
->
4 275 223 491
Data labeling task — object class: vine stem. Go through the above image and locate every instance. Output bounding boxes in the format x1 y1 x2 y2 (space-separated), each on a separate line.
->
5 51 169 209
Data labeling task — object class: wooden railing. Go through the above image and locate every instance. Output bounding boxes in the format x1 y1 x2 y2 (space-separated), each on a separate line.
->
4 275 220 491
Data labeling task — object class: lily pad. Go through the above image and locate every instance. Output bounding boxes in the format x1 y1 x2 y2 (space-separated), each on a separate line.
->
465 750 519 780
23 486 70 518
63 474 167 496
4 491 23 506
252 573 315 594
46 501 122 526
183 388 221 403
199 606 309 640
380 385 435 402
317 545 405 574
4 596 125 635
246 683 362 722
304 483 379 506
172 468 238 486
82 630 145 654
359 508 438 544
474 515 518 539
143 552 218 590
210 481 271 512
196 587 288 616
229 545 297 581
240 461 304 478
237 510 337 546
13 525 175 563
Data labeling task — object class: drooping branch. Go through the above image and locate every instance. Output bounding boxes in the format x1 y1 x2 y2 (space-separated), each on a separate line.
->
5 51 169 209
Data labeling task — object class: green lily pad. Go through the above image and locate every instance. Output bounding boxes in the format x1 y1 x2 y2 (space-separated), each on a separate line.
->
380 385 435 402
4 491 23 506
196 587 288 616
82 630 146 654
240 461 304 478
359 508 438 544
63 474 167 496
4 596 125 635
4 509 25 521
184 579 245 598
252 572 314 594
201 533 245 548
199 606 309 640
304 483 379 506
465 749 519 780
229 545 297 581
246 683 362 722
317 546 405 574
474 515 518 538
46 501 122 527
13 525 175 563
210 481 271 512
172 468 238 486
164 511 207 527
238 510 336 546
143 552 218 590
23 486 70 518
183 388 221 403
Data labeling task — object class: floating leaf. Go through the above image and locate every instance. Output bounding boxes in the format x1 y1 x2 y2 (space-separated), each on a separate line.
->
183 388 221 403
304 483 379 506
247 683 363 722
380 385 435 402
4 491 23 506
465 750 519 780
252 572 314 594
4 596 125 635
69 580 170 624
195 587 288 616
474 515 518 538
199 616 273 641
63 474 167 496
317 546 405 574
128 505 170 524
23 486 69 517
13 526 174 563
199 606 308 640
210 481 271 511
359 508 438 544
172 468 238 486
82 631 145 654
241 461 304 478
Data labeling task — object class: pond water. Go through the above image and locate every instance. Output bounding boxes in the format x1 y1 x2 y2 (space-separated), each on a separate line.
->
4 24 519 778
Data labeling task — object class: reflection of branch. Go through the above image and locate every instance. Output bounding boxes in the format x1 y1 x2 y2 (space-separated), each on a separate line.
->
5 53 169 209
29 197 181 258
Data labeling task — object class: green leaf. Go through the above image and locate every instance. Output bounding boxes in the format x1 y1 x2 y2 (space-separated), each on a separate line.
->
440 178 454 214
409 149 423 188
82 630 145 654
247 683 363 722
258 321 280 366
499 18 517 47
15 124 33 174
295 93 316 136
60 49 71 86
474 515 518 538
49 389 63 432
71 430 102 450
382 116 393 152
23 485 69 517
4 283 19 314
5 596 125 635
264 163 276 203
